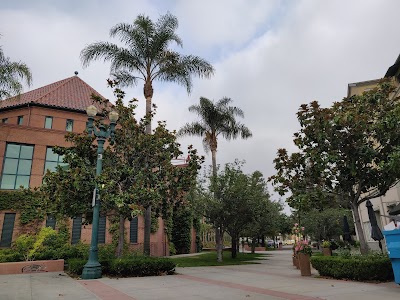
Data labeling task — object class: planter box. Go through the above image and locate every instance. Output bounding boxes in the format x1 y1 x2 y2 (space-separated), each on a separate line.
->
244 245 266 251
298 253 311 276
0 259 64 275
322 248 332 256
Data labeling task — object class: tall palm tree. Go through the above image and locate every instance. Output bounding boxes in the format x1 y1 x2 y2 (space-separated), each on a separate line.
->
80 13 214 256
0 46 32 100
178 97 252 177
178 97 252 262
80 12 214 134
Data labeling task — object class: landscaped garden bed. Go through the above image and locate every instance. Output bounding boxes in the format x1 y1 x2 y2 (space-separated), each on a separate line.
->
311 254 394 282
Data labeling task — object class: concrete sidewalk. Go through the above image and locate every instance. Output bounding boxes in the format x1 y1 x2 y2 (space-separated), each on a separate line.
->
1 250 399 299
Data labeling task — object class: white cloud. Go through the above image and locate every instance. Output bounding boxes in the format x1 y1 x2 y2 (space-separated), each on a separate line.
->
1 0 400 204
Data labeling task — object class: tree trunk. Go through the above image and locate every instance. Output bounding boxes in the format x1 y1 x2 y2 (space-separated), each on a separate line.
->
211 148 217 177
231 235 238 258
351 201 369 255
144 206 151 256
115 214 125 258
143 81 153 256
215 226 223 262
251 238 256 254
145 96 152 134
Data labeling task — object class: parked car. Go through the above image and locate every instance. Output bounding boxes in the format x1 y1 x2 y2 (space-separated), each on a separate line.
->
267 240 275 247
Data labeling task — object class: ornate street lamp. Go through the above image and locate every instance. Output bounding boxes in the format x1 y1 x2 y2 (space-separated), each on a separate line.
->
81 105 119 279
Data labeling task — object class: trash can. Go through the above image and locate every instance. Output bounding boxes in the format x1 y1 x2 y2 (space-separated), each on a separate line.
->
383 229 400 284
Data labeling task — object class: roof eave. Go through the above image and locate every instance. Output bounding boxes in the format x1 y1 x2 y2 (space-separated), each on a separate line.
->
0 102 87 114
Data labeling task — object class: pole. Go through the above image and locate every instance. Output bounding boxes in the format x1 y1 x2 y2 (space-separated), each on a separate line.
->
81 132 105 279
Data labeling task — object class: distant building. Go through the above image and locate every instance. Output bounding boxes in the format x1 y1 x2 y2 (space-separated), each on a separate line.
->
347 54 400 251
0 75 195 255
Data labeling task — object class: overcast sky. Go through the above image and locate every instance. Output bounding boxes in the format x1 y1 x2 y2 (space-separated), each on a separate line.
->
1 0 400 205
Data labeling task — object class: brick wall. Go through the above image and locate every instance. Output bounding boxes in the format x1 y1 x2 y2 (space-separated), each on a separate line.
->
0 105 195 256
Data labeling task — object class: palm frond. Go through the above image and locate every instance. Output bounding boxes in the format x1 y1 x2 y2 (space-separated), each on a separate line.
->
0 47 32 100
81 42 124 68
112 70 141 87
177 122 206 137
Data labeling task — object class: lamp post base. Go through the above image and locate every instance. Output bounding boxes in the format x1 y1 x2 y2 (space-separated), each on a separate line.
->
81 262 102 279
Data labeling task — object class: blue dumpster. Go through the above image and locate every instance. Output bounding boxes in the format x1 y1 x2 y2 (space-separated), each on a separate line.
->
383 229 400 284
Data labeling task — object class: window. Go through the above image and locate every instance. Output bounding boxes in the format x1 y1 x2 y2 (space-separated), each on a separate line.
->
71 216 82 245
45 215 56 229
130 217 138 244
2 118 8 124
1 143 34 189
66 119 74 132
44 147 67 173
44 116 53 129
0 213 16 247
98 216 106 244
17 116 23 125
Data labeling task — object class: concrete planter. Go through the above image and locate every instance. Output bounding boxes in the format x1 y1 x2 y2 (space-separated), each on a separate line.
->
0 259 64 275
298 253 311 276
322 247 332 256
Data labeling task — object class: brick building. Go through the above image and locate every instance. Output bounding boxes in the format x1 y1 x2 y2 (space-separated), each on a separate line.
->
0 75 190 256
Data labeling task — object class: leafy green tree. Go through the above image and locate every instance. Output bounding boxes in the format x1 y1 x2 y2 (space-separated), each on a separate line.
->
298 208 354 242
178 98 252 260
0 45 32 100
194 162 271 260
81 13 214 255
42 84 203 256
242 199 284 252
270 81 400 254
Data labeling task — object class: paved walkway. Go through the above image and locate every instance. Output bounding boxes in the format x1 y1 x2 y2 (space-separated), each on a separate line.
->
1 250 399 299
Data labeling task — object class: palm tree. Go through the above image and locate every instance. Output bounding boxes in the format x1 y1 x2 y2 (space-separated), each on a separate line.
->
178 97 252 177
80 12 214 134
80 13 214 256
178 97 252 262
0 46 32 100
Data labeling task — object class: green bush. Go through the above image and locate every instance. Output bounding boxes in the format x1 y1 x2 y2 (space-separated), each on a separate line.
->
67 257 176 277
67 258 87 274
98 244 117 260
0 249 24 262
13 234 35 260
311 255 394 281
169 242 176 256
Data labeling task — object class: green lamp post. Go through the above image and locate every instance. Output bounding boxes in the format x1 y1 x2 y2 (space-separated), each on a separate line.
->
81 105 119 280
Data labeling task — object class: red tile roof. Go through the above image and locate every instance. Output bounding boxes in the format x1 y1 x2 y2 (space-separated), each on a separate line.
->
0 76 108 112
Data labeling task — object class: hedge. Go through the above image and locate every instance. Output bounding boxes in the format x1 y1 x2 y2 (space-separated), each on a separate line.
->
68 257 176 277
311 255 394 281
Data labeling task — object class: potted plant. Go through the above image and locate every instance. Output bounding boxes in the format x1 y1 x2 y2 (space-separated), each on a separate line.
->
321 241 332 256
295 240 312 276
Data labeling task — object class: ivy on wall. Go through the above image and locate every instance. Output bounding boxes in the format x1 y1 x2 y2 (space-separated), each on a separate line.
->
0 189 47 225
171 207 192 254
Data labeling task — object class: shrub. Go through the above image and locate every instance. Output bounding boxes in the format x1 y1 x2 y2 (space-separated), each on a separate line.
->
169 242 176 256
67 258 86 274
98 243 117 260
67 257 176 277
321 241 331 248
13 234 35 260
0 249 24 262
108 257 175 277
311 255 394 281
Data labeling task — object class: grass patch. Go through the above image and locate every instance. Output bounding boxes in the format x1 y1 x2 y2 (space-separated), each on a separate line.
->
171 252 268 267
